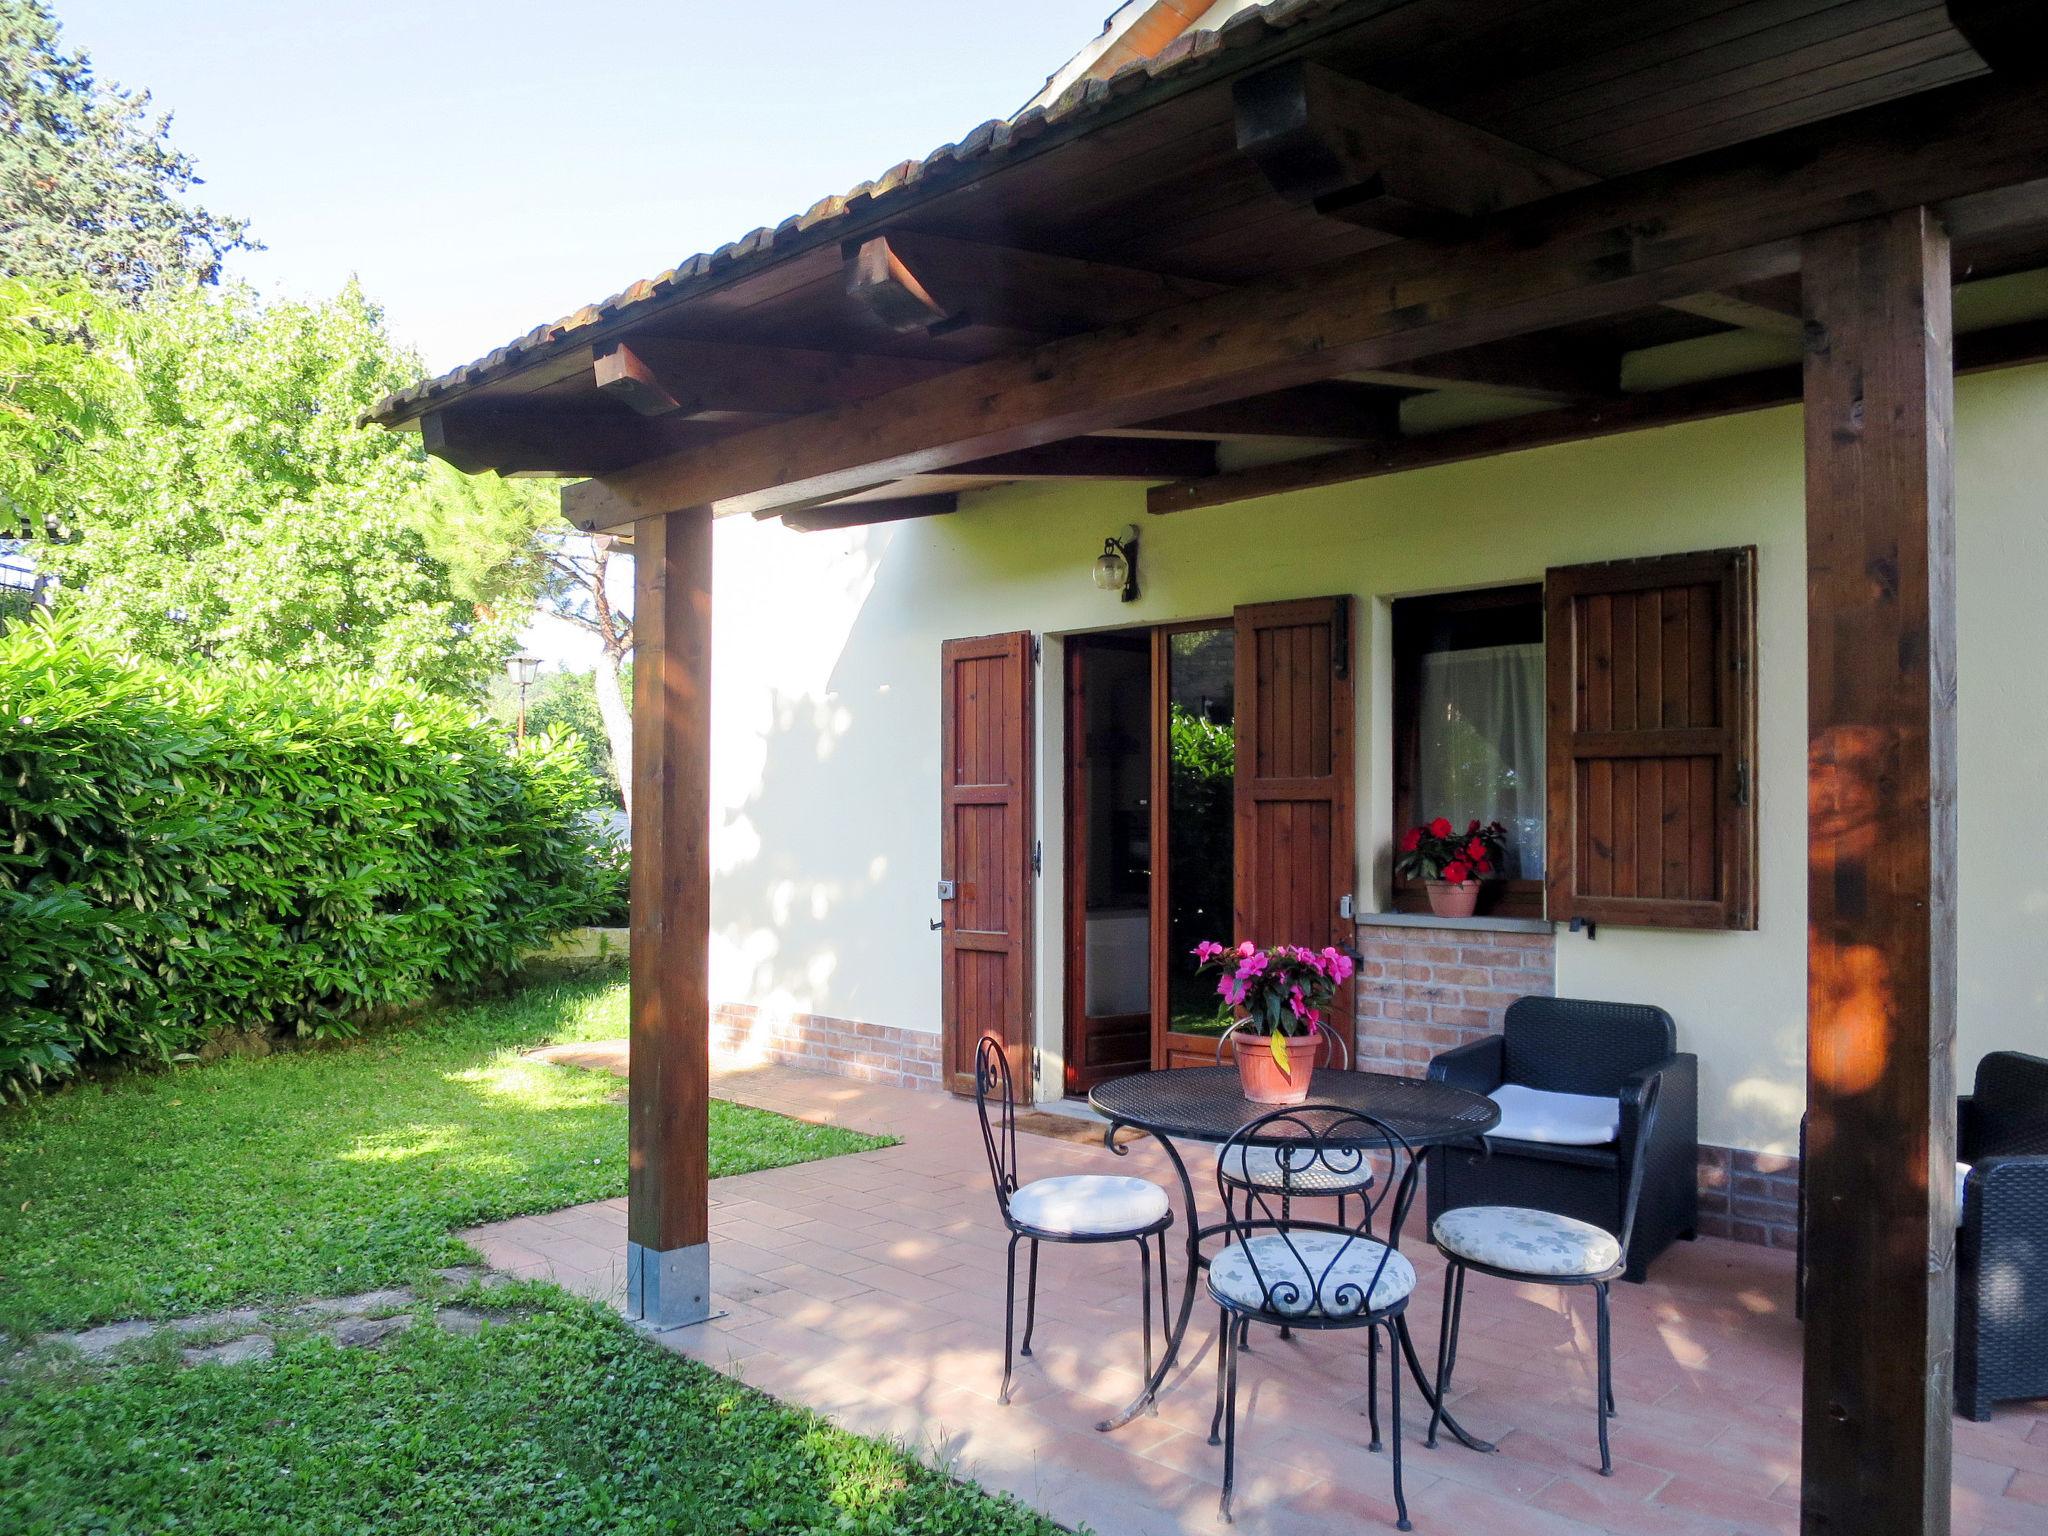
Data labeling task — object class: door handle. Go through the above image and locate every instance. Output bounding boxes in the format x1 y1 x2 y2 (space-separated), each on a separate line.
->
930 918 943 931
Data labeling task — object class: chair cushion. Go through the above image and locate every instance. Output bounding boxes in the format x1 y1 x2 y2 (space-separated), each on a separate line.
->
1956 1161 1972 1226
1487 1083 1622 1147
1217 1143 1376 1195
1008 1175 1168 1236
1433 1205 1624 1278
1208 1232 1416 1318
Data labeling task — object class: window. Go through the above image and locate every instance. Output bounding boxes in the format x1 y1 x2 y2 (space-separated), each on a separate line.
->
1392 585 1546 918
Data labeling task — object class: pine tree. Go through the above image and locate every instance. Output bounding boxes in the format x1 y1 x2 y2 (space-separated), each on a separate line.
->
0 1 255 299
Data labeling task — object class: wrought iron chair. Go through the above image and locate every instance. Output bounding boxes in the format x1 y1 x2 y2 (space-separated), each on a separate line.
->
1205 1105 1421 1529
973 1035 1172 1406
1427 996 1697 1281
1427 1076 1662 1476
1214 1030 1375 1216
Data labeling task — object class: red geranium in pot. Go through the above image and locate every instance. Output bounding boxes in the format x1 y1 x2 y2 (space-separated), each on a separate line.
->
1191 940 1355 1103
1395 817 1508 919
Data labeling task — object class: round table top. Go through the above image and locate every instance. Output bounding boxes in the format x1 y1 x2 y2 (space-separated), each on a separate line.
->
1088 1066 1500 1149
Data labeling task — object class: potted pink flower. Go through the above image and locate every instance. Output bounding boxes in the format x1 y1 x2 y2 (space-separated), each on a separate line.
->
1396 817 1508 918
1192 940 1356 1103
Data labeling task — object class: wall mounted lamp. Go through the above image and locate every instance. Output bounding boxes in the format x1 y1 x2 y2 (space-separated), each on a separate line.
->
1092 525 1140 603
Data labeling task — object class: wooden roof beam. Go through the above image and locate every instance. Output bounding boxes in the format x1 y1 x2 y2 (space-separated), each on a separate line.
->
1661 290 1806 338
776 494 959 533
1123 382 1403 441
594 342 683 416
1347 336 1621 404
1232 59 1594 239
843 231 1228 341
953 436 1217 481
595 337 952 423
1236 59 1774 355
422 402 677 477
1146 314 2048 515
560 79 2048 530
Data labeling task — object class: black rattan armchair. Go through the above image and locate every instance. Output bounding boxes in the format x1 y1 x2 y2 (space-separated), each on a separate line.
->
1956 1051 2048 1419
1426 997 1698 1283
1796 1051 2048 1419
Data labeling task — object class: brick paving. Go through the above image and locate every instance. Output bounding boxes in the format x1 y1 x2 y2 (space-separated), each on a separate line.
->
467 1058 2046 1536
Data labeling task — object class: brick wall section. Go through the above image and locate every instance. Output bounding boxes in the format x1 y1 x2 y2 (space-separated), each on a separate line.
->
1351 922 1557 1076
1696 1144 1800 1249
712 1002 941 1092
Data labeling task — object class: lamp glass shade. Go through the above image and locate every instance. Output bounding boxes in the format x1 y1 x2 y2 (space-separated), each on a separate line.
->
509 655 542 687
1092 546 1128 592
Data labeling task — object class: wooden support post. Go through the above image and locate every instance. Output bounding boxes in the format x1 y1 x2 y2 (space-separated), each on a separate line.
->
626 506 714 1329
1801 206 1957 1534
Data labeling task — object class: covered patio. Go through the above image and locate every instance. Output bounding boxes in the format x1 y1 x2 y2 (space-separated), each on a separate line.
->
465 1058 2045 1536
368 3 2048 1531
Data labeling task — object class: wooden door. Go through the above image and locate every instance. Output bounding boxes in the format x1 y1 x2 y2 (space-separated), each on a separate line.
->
1232 596 1357 1065
940 632 1036 1100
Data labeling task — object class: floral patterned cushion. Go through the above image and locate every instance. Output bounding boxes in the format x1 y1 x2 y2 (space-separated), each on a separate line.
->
1208 1231 1416 1318
1216 1143 1377 1194
1432 1205 1623 1278
1008 1175 1169 1236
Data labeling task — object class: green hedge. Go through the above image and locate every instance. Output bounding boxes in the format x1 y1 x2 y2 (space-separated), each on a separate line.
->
0 618 626 1097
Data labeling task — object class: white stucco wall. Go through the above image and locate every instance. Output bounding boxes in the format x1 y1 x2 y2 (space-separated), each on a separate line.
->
704 362 2048 1156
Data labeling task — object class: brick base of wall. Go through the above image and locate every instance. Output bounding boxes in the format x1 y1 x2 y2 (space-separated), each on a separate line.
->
712 1002 941 1092
1351 920 1557 1076
1696 1143 1800 1249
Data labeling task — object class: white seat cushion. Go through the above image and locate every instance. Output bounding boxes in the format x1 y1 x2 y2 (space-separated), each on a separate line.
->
1433 1205 1623 1278
1217 1143 1376 1195
1208 1232 1416 1318
1487 1083 1622 1146
1956 1161 1973 1226
1008 1174 1169 1236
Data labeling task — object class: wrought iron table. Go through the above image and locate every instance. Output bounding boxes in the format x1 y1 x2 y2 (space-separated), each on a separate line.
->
1088 1066 1501 1448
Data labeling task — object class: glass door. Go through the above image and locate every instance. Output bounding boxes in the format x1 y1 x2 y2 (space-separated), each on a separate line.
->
1150 623 1238 1069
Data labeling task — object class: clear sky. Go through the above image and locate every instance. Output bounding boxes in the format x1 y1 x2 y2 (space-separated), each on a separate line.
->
56 0 1111 371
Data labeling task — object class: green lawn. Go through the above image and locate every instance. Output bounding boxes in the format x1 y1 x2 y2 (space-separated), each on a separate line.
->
1 1287 1052 1536
0 969 886 1336
0 971 1063 1535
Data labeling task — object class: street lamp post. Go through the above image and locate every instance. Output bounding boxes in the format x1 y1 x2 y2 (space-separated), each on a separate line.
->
509 654 541 743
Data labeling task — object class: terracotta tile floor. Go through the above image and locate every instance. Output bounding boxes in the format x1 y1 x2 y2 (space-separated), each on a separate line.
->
467 1058 2047 1536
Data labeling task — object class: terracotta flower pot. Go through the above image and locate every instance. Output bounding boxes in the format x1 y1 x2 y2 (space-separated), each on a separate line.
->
1426 879 1481 919
1233 1030 1317 1104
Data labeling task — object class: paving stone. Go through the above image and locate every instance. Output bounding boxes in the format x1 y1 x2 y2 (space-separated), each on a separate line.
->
331 1314 416 1349
434 1265 515 1290
52 1320 158 1360
297 1286 415 1318
168 1307 265 1336
431 1306 490 1336
181 1334 274 1367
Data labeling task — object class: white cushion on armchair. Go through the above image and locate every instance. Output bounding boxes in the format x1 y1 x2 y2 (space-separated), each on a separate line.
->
1486 1083 1622 1147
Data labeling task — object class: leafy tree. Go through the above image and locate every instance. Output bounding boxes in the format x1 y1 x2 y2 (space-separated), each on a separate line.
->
521 665 625 805
535 530 634 811
31 281 545 693
0 276 128 541
0 0 255 299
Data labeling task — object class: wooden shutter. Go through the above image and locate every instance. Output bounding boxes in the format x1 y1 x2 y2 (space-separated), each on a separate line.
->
1545 548 1757 930
939 632 1036 1100
1233 597 1357 1059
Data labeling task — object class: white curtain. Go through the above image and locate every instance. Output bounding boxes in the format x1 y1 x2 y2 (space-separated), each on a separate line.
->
1416 642 1546 879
